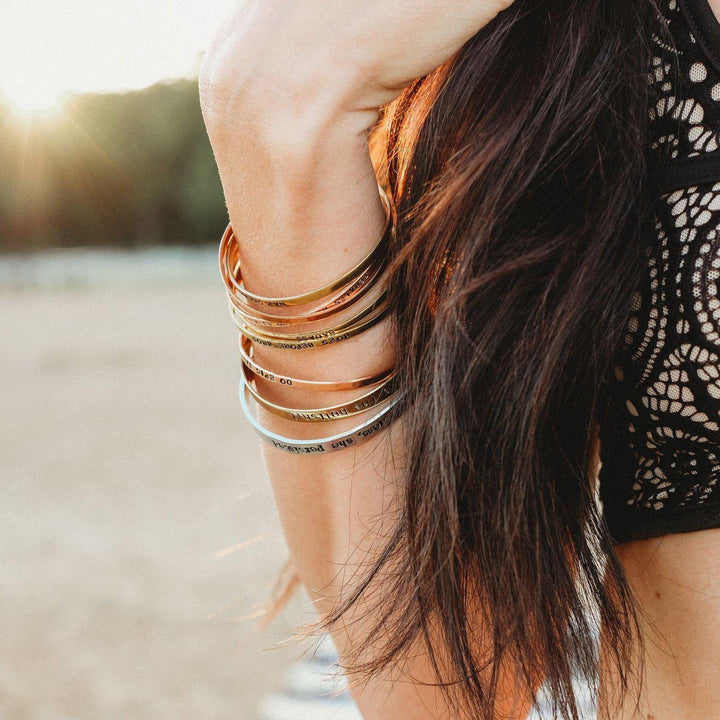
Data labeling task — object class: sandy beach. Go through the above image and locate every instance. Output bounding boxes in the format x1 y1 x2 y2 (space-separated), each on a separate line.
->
0 250 317 719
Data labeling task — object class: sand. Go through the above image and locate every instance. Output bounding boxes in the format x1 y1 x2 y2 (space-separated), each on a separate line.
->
0 248 602 720
0 257 318 720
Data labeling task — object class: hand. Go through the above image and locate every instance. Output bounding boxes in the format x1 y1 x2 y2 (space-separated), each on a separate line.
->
200 0 516 135
197 0 518 296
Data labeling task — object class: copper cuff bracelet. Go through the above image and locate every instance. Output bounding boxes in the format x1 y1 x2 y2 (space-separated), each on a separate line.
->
238 334 395 391
241 361 397 423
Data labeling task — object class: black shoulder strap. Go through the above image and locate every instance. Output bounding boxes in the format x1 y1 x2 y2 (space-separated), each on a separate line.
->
680 0 720 78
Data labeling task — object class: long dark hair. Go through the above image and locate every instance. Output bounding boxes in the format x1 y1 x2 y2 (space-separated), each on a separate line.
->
272 1 678 717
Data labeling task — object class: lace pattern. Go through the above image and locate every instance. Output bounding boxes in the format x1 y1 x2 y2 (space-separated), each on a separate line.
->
599 0 720 542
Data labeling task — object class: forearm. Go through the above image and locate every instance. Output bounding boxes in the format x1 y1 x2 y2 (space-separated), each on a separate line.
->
204 46 531 720
226 93 395 611
214 82 429 716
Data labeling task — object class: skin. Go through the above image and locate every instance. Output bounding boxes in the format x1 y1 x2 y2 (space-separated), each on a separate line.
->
598 531 720 719
200 1 720 717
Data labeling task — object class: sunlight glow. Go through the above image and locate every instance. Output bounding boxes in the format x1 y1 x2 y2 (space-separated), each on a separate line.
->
2 86 67 121
0 0 237 113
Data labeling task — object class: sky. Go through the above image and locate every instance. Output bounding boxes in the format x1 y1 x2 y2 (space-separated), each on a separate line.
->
0 0 237 115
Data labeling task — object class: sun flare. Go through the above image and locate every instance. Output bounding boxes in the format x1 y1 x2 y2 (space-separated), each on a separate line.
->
0 0 237 118
2 85 67 122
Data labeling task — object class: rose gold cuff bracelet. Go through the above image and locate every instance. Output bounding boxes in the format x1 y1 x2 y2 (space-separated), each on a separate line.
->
231 300 391 350
238 334 394 391
241 362 397 423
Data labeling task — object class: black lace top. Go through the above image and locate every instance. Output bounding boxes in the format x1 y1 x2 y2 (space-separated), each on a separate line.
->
599 0 720 543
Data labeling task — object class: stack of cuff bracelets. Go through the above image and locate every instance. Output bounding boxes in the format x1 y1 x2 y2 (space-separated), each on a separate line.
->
218 183 401 454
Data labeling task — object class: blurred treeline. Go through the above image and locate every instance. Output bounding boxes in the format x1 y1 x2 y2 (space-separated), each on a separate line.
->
0 79 227 252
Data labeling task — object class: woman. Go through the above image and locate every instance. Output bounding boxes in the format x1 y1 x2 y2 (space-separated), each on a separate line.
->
200 0 720 717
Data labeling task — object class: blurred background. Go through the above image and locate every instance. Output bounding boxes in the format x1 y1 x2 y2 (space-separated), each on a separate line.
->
0 1 330 718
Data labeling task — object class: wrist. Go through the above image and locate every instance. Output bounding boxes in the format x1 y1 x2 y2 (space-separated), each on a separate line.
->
232 87 377 187
201 46 381 159
216 111 387 298
201 36 392 297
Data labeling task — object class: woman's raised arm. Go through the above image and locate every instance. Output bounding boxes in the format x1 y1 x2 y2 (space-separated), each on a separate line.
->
199 2 527 718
